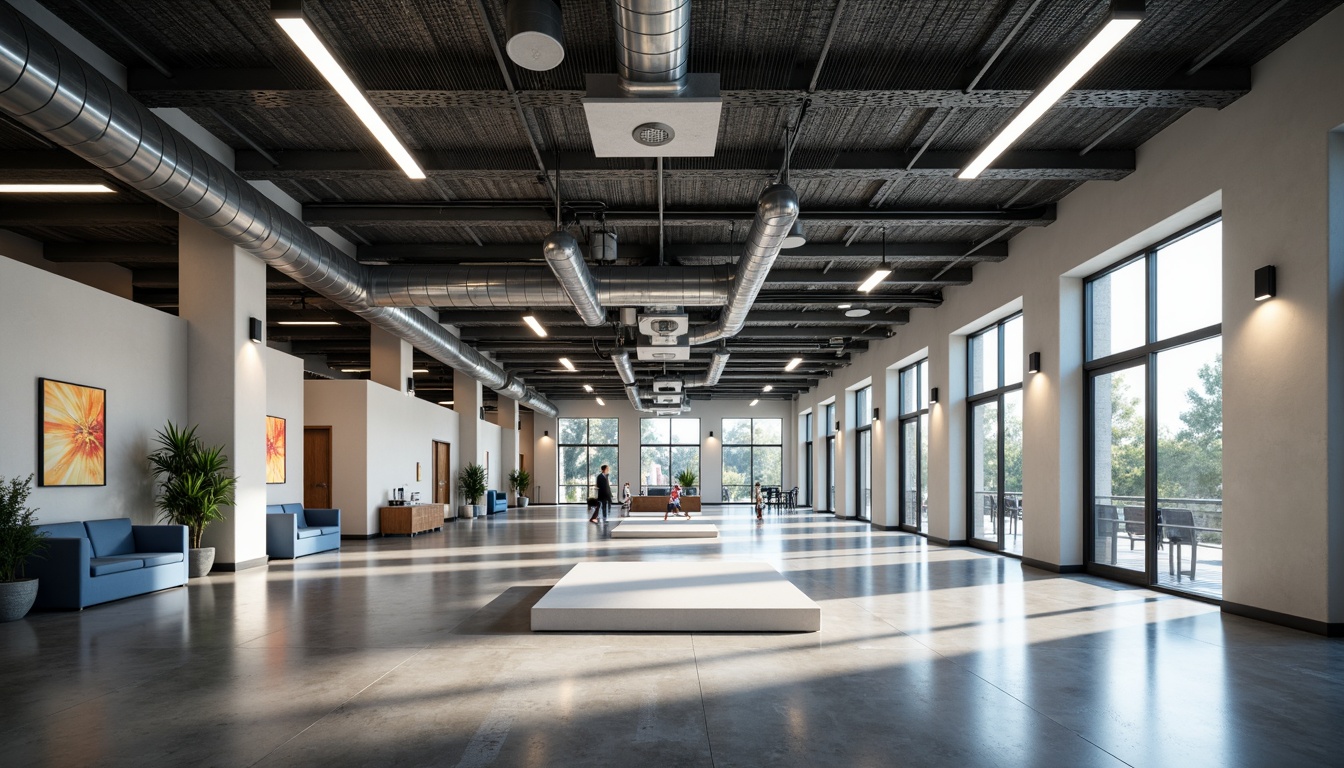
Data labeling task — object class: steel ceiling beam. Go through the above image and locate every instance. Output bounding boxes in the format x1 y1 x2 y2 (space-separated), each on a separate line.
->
459 326 891 341
433 309 911 326
126 68 1250 111
43 242 178 263
356 240 1008 265
302 203 1053 228
0 204 177 226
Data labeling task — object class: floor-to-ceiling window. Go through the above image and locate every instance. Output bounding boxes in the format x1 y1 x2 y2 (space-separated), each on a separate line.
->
557 417 619 502
640 417 700 493
968 313 1025 554
824 403 836 512
803 412 814 507
899 360 929 532
722 417 783 502
855 386 872 520
1086 217 1223 599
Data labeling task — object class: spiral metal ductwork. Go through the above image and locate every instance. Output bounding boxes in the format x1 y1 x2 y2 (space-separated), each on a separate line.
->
612 0 690 91
543 230 605 326
683 349 729 388
0 6 557 418
368 265 730 308
689 184 800 344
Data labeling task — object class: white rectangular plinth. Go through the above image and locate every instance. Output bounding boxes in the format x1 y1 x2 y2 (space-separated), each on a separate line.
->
532 561 821 632
611 522 719 539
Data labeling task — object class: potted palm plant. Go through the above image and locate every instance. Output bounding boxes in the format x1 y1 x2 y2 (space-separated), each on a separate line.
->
0 475 47 622
508 468 532 508
458 462 487 519
675 468 699 498
148 422 237 577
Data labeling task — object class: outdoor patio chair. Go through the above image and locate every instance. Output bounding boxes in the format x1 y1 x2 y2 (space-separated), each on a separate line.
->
1162 507 1199 579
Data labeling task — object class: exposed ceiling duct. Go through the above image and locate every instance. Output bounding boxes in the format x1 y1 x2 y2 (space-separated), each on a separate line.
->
584 0 720 157
543 230 605 326
0 6 558 418
684 349 730 388
367 265 729 308
690 184 800 344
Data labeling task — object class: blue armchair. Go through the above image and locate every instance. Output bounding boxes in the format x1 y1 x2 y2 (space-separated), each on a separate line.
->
485 490 508 514
27 518 188 610
265 503 341 559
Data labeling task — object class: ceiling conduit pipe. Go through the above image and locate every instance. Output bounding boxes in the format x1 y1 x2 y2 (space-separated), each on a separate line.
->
367 265 730 308
0 6 558 418
688 184 799 344
543 230 605 325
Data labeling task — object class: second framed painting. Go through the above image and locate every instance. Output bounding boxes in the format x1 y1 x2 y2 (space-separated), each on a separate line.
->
266 416 286 484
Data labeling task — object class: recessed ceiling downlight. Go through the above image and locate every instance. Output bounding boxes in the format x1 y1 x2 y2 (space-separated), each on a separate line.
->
844 308 871 318
632 122 675 147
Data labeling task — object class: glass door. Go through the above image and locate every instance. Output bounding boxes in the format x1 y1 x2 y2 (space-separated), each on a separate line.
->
969 399 1000 547
1089 362 1148 574
856 428 872 520
966 314 1023 552
901 419 919 529
825 436 835 513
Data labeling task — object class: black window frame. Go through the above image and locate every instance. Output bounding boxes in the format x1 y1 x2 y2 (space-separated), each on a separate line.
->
854 386 873 520
557 417 620 502
965 312 1024 554
898 360 929 533
638 417 701 494
721 417 784 502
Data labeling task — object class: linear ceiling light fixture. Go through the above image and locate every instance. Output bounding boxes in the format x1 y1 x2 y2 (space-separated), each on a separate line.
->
559 357 576 371
859 226 892 293
595 397 606 406
0 184 113 193
785 357 802 372
959 1 1145 180
522 314 548 337
583 384 594 392
271 2 425 180
750 399 760 406
762 385 773 392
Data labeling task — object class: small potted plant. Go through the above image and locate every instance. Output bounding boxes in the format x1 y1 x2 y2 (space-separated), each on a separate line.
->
148 422 237 577
458 462 487 519
0 474 47 622
675 468 699 498
508 468 532 508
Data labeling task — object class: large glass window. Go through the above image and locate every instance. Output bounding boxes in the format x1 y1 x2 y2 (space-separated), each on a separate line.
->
899 361 929 531
823 403 836 512
723 418 783 502
967 314 1025 554
855 386 872 520
1086 217 1223 600
640 417 700 493
557 417 619 503
802 412 814 507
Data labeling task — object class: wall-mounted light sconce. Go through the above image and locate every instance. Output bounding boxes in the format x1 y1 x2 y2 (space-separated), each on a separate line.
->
479 406 486 420
1028 352 1041 374
1254 265 1277 301
872 406 880 420
406 377 415 395
834 420 841 432
709 431 714 438
544 430 549 437
248 317 263 343
930 387 939 404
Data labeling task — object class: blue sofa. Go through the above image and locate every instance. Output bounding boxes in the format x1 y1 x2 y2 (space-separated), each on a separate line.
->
266 503 341 558
485 490 508 514
27 518 188 610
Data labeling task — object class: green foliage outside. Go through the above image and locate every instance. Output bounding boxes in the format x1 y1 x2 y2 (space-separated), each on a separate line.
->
0 474 46 582
148 422 237 550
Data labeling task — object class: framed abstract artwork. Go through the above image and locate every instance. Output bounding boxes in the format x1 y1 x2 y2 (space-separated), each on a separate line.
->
40 378 106 487
266 416 286 484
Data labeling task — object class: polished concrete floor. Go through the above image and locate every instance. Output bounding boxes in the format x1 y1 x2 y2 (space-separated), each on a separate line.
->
1 505 1340 768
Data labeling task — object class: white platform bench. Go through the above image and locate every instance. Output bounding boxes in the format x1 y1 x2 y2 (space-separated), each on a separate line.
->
611 522 719 538
531 561 821 632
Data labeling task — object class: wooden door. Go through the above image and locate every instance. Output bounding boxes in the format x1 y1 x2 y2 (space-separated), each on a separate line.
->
433 441 451 504
304 427 332 508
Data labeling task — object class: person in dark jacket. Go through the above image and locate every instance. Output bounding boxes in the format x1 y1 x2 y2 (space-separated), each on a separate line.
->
590 464 613 523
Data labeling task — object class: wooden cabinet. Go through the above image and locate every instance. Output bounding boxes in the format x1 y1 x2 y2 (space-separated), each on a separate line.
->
629 495 702 513
380 504 446 536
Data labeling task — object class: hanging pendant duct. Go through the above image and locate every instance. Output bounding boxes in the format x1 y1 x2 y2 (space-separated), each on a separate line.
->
505 0 565 71
689 184 799 344
0 5 558 417
543 230 605 326
683 349 729 387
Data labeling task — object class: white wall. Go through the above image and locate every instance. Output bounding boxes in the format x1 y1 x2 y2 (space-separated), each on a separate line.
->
305 379 460 536
0 248 188 525
794 5 1344 626
265 347 305 505
533 397 795 504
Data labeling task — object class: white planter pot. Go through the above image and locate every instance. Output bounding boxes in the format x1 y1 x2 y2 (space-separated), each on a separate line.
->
0 578 38 622
517 496 529 507
458 504 474 519
188 547 216 578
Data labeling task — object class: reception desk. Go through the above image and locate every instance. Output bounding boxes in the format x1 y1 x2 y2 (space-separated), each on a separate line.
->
629 495 702 513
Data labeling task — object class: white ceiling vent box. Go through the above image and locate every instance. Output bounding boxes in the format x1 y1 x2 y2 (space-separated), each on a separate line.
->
652 392 683 406
637 312 690 360
583 74 722 157
652 376 683 394
636 338 689 361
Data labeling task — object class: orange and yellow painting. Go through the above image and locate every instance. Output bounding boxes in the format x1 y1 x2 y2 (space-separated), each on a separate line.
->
41 379 105 487
266 416 286 484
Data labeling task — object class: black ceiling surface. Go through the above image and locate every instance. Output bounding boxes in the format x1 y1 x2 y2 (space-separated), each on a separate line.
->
3 0 1339 405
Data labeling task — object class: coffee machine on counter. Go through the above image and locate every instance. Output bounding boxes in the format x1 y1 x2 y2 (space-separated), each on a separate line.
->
388 487 423 507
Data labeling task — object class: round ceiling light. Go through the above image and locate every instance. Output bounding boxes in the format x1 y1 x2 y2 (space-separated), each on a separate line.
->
505 0 565 71
633 122 675 147
844 308 871 318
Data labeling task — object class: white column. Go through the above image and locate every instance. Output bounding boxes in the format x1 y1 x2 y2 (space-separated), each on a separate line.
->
453 368 483 474
498 396 520 504
178 216 268 570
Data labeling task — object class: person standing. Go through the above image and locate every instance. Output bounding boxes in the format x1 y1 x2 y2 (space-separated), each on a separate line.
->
754 481 764 521
591 464 613 523
619 482 632 516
